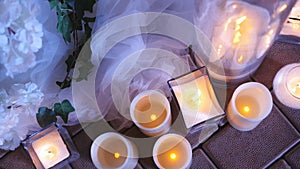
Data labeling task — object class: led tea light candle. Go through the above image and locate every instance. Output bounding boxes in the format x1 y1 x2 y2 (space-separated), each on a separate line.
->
273 63 300 109
153 134 192 169
168 68 224 129
130 90 171 136
90 132 138 169
227 82 273 131
22 123 79 169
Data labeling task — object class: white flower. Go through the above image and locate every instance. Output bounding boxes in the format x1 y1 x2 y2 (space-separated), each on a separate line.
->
9 82 44 116
0 0 43 78
0 82 44 150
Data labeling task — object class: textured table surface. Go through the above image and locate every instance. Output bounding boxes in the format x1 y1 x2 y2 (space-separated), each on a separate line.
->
0 41 300 169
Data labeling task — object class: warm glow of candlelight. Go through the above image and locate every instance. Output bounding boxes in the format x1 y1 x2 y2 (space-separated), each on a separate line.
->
233 16 247 44
169 153 177 160
150 114 157 121
114 152 120 159
237 55 243 63
243 106 250 113
277 4 288 13
41 145 57 159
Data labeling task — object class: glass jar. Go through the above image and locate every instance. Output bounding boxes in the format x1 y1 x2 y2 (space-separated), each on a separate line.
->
194 0 296 82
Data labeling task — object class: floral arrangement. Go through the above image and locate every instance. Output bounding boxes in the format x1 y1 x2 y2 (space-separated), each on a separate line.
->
0 0 96 150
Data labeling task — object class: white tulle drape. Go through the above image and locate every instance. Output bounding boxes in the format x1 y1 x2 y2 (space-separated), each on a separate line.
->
73 0 216 130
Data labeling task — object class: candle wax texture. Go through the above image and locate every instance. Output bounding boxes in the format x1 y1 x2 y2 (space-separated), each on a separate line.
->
156 137 189 169
133 95 167 128
32 129 70 169
96 136 128 168
172 76 223 128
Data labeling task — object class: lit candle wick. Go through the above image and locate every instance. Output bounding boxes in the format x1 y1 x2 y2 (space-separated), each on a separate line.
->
238 55 243 63
169 153 177 160
114 152 120 159
243 106 250 113
150 114 157 121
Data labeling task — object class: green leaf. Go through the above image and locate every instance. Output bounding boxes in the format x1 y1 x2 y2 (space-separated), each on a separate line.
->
61 100 75 113
36 107 57 128
61 15 73 42
54 100 75 123
56 77 71 89
49 0 59 10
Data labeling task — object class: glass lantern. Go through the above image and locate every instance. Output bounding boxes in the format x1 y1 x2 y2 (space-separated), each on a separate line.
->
194 0 296 82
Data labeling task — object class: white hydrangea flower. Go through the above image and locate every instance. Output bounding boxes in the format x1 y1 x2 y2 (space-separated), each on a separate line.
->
0 0 43 78
0 82 44 150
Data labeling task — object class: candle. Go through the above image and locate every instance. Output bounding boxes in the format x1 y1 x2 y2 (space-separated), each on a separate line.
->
22 123 79 169
153 134 192 169
227 82 273 131
170 71 224 129
130 90 171 136
32 130 70 169
281 0 300 36
211 1 271 65
90 132 138 169
273 63 300 109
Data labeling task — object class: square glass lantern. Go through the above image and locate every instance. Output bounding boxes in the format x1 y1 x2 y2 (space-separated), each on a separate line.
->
22 123 80 169
168 67 225 132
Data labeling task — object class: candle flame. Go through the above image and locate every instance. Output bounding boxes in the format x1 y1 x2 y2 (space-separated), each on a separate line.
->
243 106 250 113
169 153 177 160
277 4 288 13
236 16 247 25
41 145 57 159
237 55 243 63
232 4 237 9
114 152 120 159
150 114 157 121
232 16 247 44
217 44 223 56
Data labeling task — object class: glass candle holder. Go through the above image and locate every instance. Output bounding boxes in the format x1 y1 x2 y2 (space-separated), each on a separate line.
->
273 63 300 109
22 123 79 169
168 67 225 130
194 0 296 81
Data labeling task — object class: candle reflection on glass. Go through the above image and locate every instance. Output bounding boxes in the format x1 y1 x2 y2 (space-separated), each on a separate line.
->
227 82 273 131
153 134 192 169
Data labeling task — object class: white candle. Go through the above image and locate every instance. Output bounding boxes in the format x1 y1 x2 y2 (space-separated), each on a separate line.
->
153 134 192 169
130 90 171 136
227 82 273 131
171 75 224 129
281 1 300 36
32 129 70 169
273 63 300 109
90 132 138 169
